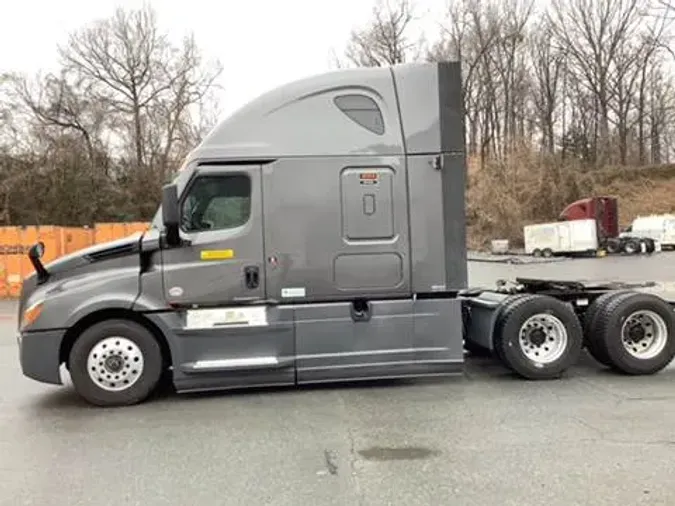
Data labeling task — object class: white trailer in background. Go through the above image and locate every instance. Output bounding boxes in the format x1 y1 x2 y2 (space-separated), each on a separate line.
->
524 219 599 257
621 214 675 250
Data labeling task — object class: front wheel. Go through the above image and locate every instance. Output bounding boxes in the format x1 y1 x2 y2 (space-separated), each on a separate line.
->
68 319 164 407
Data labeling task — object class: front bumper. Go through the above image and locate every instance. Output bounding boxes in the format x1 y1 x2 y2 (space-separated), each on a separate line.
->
18 329 66 385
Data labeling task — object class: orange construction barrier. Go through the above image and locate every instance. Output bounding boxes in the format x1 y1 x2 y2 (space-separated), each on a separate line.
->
0 222 150 298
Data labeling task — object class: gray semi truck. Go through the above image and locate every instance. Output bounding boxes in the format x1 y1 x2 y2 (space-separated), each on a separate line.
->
16 61 675 407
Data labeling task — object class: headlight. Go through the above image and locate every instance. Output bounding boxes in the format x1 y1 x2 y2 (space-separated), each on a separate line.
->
20 300 44 330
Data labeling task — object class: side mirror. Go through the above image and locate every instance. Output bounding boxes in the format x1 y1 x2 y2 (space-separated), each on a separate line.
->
28 241 45 260
162 184 181 247
27 241 49 283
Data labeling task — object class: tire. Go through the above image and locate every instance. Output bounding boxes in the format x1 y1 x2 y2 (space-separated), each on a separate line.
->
542 248 553 258
583 290 633 367
492 293 534 365
493 294 583 379
68 319 164 407
623 239 640 255
593 292 675 375
644 238 655 254
532 249 542 258
605 238 621 254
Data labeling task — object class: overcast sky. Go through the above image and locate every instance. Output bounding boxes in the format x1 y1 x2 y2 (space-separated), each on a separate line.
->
1 0 449 119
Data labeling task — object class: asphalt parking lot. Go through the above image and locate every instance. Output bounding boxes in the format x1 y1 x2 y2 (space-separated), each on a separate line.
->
2 253 675 506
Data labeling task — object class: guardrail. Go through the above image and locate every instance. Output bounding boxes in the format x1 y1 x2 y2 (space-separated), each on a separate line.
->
0 222 149 297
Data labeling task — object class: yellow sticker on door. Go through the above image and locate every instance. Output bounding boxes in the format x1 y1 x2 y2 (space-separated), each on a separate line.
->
200 249 235 260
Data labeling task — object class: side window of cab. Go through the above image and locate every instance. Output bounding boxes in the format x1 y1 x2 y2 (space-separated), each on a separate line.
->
180 174 251 232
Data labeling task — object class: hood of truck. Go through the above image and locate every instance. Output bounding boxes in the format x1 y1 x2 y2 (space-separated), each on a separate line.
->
18 232 145 323
47 232 143 273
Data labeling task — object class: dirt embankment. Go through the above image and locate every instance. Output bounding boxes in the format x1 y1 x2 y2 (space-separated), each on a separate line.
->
466 150 675 250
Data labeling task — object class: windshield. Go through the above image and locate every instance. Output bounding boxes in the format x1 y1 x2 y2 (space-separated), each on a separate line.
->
149 166 194 229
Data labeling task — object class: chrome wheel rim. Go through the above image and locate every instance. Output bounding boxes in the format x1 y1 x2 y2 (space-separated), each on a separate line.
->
86 336 144 392
519 313 568 364
621 310 668 360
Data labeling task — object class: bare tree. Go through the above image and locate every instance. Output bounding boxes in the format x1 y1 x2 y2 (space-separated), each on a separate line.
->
58 7 221 165
428 0 534 162
547 0 645 165
428 0 503 157
344 0 422 67
529 17 566 153
7 71 107 167
56 5 223 215
0 5 222 226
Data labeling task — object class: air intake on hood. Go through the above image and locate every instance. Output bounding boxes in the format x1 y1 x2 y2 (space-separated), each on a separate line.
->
84 243 137 263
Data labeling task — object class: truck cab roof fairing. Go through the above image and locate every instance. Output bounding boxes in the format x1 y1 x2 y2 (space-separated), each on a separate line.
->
182 61 462 162
186 66 404 160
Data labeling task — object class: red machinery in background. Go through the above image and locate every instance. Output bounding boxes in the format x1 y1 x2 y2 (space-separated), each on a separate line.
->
558 196 653 254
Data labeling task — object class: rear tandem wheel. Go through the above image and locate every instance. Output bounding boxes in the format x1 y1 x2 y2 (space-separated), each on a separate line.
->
583 290 633 366
463 293 532 358
490 293 536 364
605 238 621 254
623 238 641 255
493 294 584 379
587 291 675 375
644 238 656 254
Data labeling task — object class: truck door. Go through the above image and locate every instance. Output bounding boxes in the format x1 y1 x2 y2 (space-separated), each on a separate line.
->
160 164 295 388
162 165 266 305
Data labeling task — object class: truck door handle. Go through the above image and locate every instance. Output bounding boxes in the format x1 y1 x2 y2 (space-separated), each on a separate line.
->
244 266 259 289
